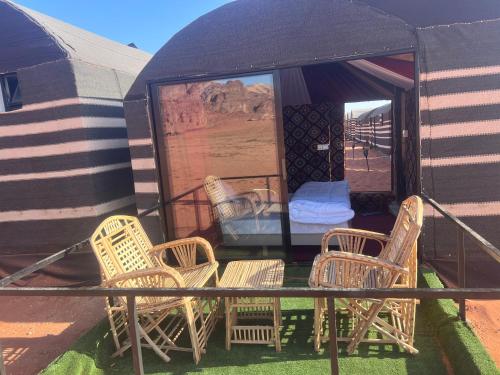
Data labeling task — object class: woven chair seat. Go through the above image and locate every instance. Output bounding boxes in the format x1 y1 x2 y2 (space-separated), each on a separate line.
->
178 262 220 289
309 255 385 289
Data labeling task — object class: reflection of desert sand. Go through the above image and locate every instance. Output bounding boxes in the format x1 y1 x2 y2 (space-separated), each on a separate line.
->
164 117 282 238
344 145 391 191
166 116 279 195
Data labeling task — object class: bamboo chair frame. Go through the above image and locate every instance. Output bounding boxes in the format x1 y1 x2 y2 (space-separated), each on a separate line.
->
203 175 275 239
309 196 423 354
90 215 219 364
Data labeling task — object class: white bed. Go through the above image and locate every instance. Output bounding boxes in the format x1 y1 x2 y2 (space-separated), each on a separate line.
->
220 180 354 246
289 181 354 245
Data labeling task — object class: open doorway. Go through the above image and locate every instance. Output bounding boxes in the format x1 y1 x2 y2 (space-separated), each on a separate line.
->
150 53 418 262
279 54 417 259
344 100 392 192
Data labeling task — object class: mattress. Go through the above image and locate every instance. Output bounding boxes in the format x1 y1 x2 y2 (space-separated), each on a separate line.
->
289 181 355 225
219 182 355 246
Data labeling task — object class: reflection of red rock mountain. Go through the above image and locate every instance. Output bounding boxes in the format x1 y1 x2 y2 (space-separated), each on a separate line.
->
160 80 274 134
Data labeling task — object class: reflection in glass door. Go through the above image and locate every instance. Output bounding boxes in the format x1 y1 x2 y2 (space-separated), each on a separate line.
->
154 73 287 257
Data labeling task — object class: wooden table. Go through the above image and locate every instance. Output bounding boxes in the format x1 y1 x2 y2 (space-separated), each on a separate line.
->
219 259 284 351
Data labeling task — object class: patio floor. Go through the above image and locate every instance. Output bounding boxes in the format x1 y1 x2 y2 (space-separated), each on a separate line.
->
40 266 454 375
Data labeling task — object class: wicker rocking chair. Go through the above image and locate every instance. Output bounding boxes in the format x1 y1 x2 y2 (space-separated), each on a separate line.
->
203 175 274 239
309 195 423 354
90 215 219 364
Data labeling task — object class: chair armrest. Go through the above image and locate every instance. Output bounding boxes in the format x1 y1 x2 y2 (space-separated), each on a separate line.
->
103 267 188 312
217 195 260 216
321 228 390 254
149 237 216 268
250 188 278 196
241 189 278 202
310 251 408 288
103 266 186 288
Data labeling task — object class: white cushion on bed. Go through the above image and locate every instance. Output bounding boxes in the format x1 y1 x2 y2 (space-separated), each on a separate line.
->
289 181 355 224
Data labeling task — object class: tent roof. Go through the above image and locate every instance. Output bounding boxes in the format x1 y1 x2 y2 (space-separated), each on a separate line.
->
126 0 416 100
362 0 500 28
126 0 500 101
357 103 392 122
0 0 151 75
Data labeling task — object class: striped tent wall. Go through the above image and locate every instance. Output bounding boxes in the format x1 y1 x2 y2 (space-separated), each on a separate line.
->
354 107 392 155
0 1 151 284
123 98 164 245
418 19 500 286
0 59 139 283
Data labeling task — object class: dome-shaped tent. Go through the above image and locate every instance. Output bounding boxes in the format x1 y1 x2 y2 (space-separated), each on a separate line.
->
0 0 151 284
124 0 500 286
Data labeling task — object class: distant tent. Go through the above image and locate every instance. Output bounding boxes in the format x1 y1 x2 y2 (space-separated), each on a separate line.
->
356 103 392 155
0 0 151 285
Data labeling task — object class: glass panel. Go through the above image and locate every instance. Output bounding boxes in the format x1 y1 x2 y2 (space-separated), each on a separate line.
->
344 100 392 192
1 74 22 111
157 74 285 256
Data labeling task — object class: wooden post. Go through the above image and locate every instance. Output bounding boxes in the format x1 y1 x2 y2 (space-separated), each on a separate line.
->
327 297 339 375
127 297 144 375
194 189 202 234
457 229 466 321
266 176 271 204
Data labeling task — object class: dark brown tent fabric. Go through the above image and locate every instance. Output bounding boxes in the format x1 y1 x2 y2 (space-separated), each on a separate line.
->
361 0 500 28
418 19 500 287
0 1 65 74
127 0 500 101
126 0 416 100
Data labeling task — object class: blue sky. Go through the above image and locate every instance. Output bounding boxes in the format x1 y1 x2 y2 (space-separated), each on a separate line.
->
14 0 233 54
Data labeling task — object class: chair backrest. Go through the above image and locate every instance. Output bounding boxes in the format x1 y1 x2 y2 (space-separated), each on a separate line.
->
204 175 237 222
379 195 423 268
90 215 160 281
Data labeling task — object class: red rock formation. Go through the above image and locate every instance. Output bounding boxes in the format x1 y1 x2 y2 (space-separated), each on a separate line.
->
159 79 274 134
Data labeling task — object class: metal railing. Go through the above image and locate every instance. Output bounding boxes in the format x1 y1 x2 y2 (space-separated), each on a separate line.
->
421 193 500 321
161 174 280 238
0 286 499 375
0 193 499 375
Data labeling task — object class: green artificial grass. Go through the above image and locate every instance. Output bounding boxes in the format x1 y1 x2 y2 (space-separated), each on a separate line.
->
419 267 499 375
40 266 493 375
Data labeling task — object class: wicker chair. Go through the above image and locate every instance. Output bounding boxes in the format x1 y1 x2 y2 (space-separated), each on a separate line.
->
203 175 274 239
90 215 219 364
309 195 423 354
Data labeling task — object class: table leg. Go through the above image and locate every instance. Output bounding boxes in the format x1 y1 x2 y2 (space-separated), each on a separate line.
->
273 297 281 352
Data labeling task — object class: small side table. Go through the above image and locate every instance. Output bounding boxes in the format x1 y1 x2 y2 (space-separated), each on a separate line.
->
219 259 284 351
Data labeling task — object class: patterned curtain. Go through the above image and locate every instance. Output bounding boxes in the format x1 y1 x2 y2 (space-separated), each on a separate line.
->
283 102 344 193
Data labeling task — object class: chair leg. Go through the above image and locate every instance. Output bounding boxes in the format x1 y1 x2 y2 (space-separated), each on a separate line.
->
195 301 208 350
313 298 323 352
185 303 202 364
347 302 385 355
225 298 232 351
273 297 281 352
138 325 172 363
105 299 128 357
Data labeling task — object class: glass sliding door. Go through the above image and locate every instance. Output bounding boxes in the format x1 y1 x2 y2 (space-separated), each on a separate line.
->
153 73 287 257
